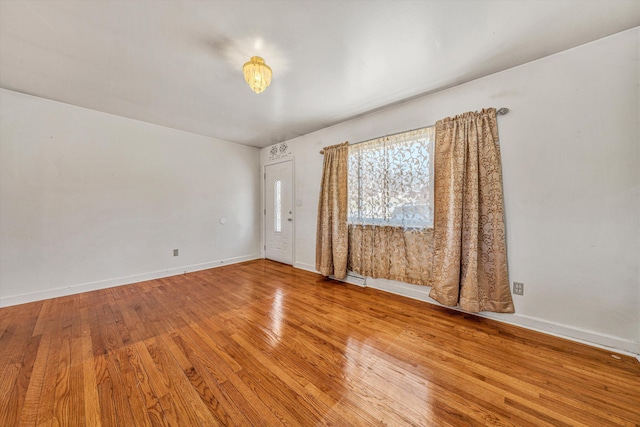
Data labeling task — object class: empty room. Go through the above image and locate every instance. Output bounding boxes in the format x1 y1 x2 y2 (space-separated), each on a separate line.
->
1 1 639 425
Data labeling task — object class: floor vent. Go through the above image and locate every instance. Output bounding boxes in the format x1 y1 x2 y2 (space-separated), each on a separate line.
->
344 272 366 287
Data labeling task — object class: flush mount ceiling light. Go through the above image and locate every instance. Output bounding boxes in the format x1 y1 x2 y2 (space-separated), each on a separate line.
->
243 56 272 94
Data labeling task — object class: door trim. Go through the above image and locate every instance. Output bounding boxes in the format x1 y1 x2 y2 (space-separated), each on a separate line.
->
263 158 295 265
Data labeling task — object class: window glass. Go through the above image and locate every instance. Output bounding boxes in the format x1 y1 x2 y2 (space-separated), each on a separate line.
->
348 127 434 228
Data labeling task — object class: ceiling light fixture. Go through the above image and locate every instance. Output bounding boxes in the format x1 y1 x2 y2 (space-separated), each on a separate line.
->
243 56 272 94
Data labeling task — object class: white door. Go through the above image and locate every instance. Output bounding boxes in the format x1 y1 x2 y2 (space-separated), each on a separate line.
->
265 161 293 264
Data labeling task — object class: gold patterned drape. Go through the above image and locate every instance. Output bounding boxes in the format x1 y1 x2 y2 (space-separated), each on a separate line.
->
316 142 349 279
430 108 514 313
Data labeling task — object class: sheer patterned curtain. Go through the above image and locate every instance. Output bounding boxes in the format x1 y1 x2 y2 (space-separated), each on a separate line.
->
316 142 349 279
347 127 435 285
430 108 514 313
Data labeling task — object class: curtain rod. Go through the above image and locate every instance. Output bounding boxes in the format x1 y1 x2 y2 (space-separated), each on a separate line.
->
319 107 509 154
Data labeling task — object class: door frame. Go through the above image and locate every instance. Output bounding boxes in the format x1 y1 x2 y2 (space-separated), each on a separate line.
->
262 158 295 264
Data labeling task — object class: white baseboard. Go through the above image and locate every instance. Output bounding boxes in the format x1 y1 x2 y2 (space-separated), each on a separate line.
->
293 262 318 274
482 312 640 357
342 276 640 357
0 254 261 308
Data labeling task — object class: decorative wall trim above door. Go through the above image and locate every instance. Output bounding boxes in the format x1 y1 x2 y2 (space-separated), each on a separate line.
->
268 142 291 161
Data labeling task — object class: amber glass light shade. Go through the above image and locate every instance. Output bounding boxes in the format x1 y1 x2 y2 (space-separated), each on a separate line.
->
243 56 272 94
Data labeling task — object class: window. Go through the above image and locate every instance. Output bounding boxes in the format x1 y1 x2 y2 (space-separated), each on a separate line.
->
348 126 434 228
274 180 282 233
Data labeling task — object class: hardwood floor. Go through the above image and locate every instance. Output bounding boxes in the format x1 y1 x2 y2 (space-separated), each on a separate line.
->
0 259 638 426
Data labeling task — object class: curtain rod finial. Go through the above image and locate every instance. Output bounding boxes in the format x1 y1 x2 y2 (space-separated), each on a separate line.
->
497 107 509 115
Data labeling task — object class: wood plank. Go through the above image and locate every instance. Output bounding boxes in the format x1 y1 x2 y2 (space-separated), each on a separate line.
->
116 344 168 427
110 348 154 427
145 336 221 426
34 298 68 426
17 330 51 426
79 307 101 427
94 354 118 427
0 363 21 426
52 323 72 425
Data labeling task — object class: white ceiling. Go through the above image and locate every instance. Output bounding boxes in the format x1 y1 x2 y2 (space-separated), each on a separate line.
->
1 1 639 148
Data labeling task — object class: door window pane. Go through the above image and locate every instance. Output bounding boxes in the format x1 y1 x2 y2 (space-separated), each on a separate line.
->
275 180 282 233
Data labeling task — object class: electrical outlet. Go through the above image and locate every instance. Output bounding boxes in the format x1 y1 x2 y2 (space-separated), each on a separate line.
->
173 249 179 256
513 282 524 296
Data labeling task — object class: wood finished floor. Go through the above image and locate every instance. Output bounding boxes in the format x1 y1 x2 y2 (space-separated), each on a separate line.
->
1 260 639 426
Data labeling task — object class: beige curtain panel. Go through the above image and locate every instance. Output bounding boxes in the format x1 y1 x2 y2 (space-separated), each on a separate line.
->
429 108 515 313
316 142 349 279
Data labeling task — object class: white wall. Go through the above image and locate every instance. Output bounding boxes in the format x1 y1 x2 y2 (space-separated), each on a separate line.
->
0 89 261 306
261 28 640 355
